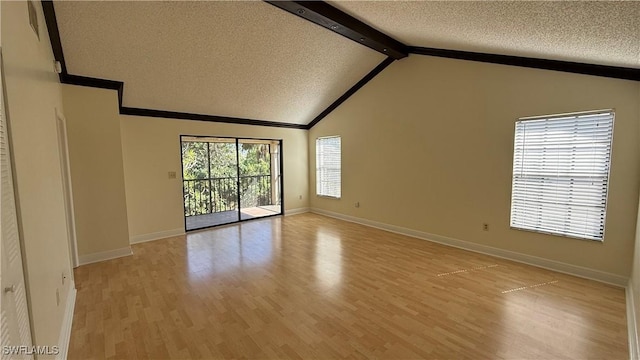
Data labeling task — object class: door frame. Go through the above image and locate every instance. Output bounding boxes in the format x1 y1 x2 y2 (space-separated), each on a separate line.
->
55 109 79 269
179 135 285 232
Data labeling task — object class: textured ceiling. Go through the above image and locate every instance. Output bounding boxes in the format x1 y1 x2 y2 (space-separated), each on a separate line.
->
53 1 639 126
54 1 385 125
331 1 640 68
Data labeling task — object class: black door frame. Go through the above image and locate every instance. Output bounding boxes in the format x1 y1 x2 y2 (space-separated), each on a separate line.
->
179 134 285 232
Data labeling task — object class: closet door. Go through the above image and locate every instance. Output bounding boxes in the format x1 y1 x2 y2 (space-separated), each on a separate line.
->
0 53 33 359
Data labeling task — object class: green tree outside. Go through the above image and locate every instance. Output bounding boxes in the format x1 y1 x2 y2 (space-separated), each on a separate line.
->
181 140 273 216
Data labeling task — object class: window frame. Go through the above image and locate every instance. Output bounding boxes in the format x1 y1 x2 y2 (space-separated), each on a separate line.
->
315 135 341 199
509 109 615 242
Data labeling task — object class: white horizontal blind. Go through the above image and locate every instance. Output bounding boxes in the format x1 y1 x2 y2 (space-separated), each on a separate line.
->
510 110 614 241
316 136 341 198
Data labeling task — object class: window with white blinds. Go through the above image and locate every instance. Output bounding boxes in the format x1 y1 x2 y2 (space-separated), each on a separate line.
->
510 110 614 241
316 136 341 198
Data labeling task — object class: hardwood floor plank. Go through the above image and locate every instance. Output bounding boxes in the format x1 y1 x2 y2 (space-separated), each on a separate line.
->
69 213 628 359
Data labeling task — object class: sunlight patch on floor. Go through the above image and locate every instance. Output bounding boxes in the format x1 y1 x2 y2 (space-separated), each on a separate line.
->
501 280 559 294
436 264 499 277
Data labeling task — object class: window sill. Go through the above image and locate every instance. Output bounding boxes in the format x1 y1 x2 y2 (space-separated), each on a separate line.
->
510 226 604 243
316 195 341 200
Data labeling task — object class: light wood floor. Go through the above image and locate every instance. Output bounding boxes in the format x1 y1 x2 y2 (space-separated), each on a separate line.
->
69 213 628 359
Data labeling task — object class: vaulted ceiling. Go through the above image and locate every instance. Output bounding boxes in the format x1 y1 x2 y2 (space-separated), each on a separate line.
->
50 1 639 128
332 1 640 69
53 1 385 126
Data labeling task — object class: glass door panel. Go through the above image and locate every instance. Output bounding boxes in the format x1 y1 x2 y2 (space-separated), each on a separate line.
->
238 140 282 220
182 137 239 230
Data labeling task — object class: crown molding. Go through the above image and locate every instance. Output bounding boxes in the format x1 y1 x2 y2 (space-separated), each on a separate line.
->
409 46 640 81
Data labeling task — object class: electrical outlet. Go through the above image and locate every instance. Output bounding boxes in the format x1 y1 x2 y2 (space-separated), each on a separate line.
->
298 195 302 200
483 223 489 231
355 202 360 208
56 289 60 307
168 171 177 179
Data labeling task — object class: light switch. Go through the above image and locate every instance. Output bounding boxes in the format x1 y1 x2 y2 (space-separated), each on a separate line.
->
168 171 177 179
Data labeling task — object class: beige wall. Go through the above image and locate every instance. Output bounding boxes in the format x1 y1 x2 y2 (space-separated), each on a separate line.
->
63 85 309 252
120 114 309 239
62 84 310 240
309 55 640 278
61 85 130 257
1 0 73 348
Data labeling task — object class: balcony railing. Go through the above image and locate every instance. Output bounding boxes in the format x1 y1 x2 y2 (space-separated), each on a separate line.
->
183 175 272 217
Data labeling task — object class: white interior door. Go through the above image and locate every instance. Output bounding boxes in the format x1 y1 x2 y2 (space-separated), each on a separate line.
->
0 51 33 359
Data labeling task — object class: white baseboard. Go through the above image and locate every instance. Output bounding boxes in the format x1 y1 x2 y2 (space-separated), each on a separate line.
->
57 282 76 360
130 228 185 244
78 246 132 266
310 208 627 287
285 207 309 216
628 282 639 360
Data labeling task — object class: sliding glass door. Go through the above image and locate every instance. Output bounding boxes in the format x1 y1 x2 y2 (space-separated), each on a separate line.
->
181 136 282 231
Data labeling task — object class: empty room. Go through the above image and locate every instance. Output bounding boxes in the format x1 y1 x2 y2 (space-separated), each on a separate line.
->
1 0 640 359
